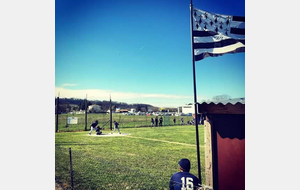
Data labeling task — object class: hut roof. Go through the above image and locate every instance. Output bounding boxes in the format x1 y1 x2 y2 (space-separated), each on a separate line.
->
199 98 245 114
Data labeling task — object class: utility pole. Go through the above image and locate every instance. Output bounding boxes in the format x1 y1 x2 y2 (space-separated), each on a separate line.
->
85 94 88 131
55 92 60 133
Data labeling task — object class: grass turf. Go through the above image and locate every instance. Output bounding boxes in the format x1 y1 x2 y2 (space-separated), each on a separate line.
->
55 125 205 190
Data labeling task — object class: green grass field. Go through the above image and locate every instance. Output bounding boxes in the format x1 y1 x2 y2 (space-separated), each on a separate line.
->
55 125 205 190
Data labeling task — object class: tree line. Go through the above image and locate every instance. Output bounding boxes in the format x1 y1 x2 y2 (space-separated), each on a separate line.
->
55 98 160 113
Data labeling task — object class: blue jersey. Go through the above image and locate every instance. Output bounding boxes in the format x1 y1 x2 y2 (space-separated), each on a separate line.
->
114 122 119 128
91 122 98 127
169 172 200 190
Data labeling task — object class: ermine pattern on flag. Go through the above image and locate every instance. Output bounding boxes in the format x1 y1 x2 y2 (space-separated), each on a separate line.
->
192 8 245 61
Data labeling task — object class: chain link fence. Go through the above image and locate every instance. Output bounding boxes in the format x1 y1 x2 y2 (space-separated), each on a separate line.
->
55 114 194 132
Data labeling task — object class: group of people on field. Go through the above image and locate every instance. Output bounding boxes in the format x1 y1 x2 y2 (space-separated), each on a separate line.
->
150 117 188 127
151 116 163 127
88 120 121 135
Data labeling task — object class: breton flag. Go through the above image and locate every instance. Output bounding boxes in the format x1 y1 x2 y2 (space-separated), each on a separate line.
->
192 7 245 61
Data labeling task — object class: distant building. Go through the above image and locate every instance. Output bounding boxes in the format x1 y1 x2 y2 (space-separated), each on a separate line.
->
88 105 101 113
129 108 136 113
116 109 129 113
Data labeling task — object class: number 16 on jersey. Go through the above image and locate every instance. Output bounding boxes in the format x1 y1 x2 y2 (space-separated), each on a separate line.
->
181 177 194 190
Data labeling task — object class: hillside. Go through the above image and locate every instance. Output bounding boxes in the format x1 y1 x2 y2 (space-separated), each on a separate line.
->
55 98 160 113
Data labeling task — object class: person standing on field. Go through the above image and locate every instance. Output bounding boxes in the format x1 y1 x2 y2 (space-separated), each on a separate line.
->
89 120 99 135
155 117 158 127
159 116 163 127
151 117 154 127
169 158 201 190
112 120 121 134
173 118 176 125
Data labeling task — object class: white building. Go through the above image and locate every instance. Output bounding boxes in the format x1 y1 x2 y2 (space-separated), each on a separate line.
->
129 108 136 113
88 105 101 112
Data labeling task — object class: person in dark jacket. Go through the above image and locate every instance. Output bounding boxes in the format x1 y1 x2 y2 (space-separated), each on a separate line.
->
112 120 121 134
151 118 154 127
95 126 102 135
89 120 99 135
159 116 163 127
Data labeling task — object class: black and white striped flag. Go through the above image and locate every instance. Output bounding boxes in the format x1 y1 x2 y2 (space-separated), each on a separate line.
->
192 7 245 61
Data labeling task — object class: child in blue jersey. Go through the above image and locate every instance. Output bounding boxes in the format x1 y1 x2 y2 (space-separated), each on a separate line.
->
151 118 154 127
169 158 201 190
112 120 121 134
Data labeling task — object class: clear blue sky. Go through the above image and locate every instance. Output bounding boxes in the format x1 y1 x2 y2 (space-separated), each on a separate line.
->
55 0 245 107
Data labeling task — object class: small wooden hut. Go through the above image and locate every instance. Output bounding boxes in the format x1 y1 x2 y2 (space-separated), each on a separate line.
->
199 98 245 190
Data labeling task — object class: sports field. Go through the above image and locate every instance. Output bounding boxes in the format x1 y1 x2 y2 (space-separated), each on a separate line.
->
55 125 205 190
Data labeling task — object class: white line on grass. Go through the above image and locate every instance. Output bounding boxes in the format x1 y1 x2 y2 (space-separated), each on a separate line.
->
125 136 205 147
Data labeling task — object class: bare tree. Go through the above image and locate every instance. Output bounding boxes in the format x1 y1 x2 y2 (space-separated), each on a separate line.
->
212 94 231 102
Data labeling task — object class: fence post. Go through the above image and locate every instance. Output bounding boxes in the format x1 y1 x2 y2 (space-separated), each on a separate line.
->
145 115 147 127
85 94 88 131
56 96 60 133
69 148 74 190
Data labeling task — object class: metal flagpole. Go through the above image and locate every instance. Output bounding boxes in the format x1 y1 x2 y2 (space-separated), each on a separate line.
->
85 94 88 131
190 0 202 184
55 92 60 133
